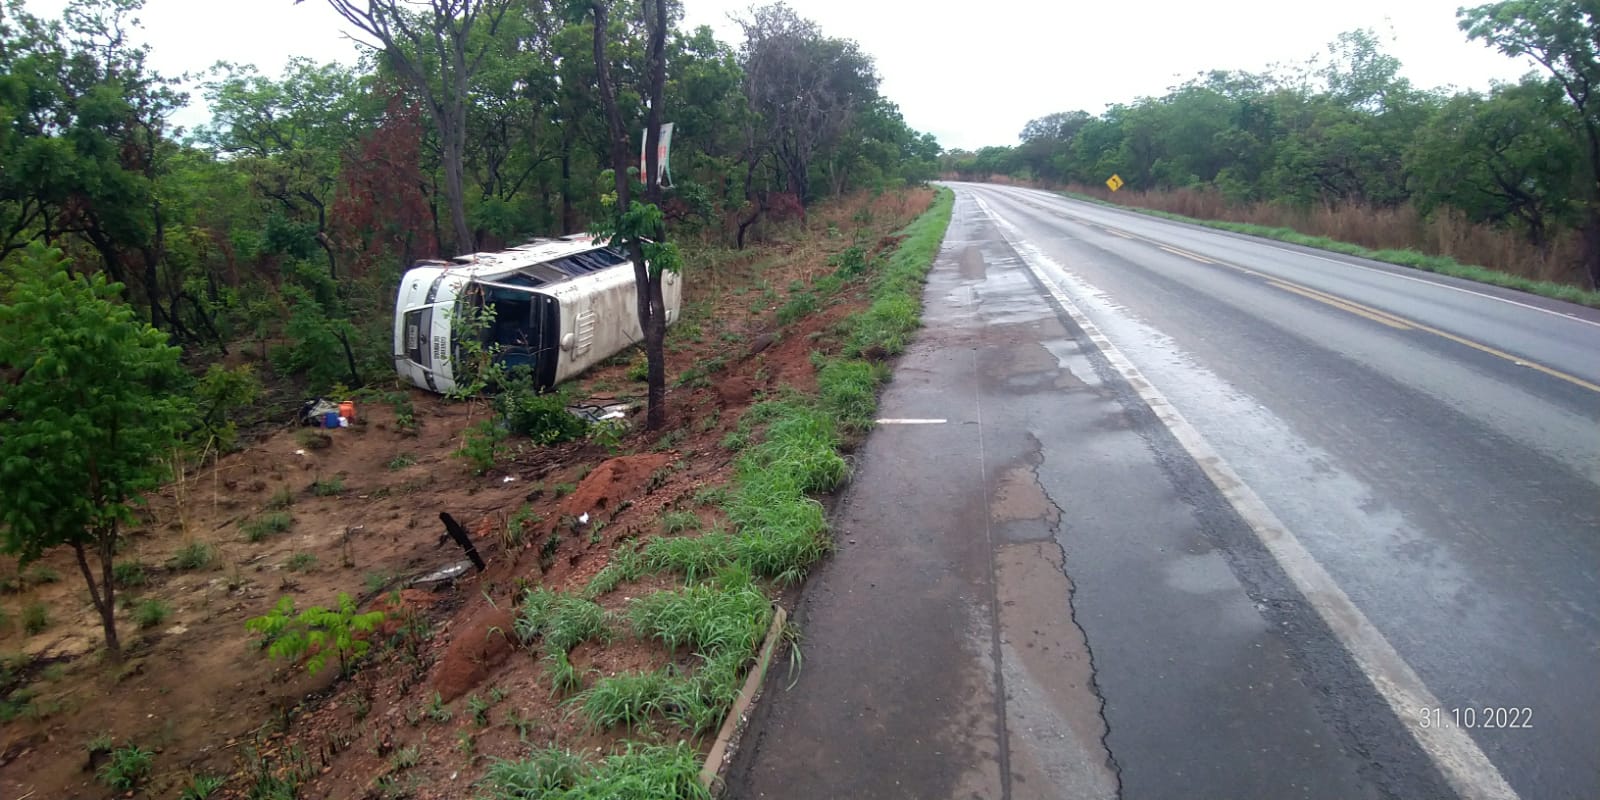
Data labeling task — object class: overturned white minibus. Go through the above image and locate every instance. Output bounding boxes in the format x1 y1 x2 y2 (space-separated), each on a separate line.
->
393 236 681 394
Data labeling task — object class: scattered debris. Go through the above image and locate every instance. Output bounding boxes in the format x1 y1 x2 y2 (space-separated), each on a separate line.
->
438 511 486 572
410 561 473 591
567 400 635 424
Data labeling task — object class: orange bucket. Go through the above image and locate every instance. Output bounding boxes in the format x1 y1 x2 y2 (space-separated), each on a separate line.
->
339 401 356 422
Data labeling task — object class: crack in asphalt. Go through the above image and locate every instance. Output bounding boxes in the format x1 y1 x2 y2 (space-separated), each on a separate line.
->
1024 430 1126 799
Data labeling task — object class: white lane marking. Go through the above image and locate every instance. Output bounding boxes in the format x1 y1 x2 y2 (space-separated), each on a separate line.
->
972 193 1521 800
875 418 948 424
1005 185 1600 331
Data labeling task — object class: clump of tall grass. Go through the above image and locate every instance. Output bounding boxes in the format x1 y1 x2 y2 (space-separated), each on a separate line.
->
479 742 709 800
513 589 610 655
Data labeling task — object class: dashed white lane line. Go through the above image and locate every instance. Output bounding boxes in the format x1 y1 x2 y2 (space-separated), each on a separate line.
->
875 418 948 425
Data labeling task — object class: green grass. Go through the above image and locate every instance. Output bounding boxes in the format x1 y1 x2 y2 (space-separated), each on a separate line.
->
286 552 318 572
513 589 611 655
626 574 771 656
1057 190 1600 309
467 693 493 726
479 742 710 800
659 510 700 535
565 571 772 734
387 453 416 470
817 359 886 432
311 475 345 496
845 187 955 358
134 599 171 629
362 570 395 594
22 601 47 635
641 531 736 584
542 650 584 696
112 560 148 588
775 290 819 325
718 428 749 452
172 541 215 571
98 744 154 791
264 485 294 510
243 511 293 542
705 188 954 586
692 485 730 507
570 668 674 730
24 565 59 585
180 774 227 800
506 504 542 550
391 743 421 770
581 548 644 599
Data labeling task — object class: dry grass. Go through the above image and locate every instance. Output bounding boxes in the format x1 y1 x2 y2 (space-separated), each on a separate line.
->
1068 184 1587 288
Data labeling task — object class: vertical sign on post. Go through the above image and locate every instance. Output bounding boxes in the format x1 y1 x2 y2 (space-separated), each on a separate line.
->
640 123 674 188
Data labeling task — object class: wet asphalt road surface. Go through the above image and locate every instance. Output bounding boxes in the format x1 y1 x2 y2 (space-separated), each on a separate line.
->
724 184 1600 799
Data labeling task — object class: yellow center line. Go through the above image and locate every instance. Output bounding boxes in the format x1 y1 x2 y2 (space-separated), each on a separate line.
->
1159 245 1217 264
1105 228 1135 239
1103 228 1600 395
1268 281 1413 330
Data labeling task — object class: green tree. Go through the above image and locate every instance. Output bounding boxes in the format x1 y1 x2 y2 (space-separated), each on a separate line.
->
198 58 369 277
591 0 678 431
1408 77 1579 249
0 244 192 661
1462 0 1600 288
0 0 194 336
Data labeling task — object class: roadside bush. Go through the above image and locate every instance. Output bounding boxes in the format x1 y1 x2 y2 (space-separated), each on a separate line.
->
455 420 508 475
111 561 148 588
775 291 819 325
242 512 293 542
496 384 586 445
194 363 262 452
134 599 171 629
22 602 48 635
172 541 215 571
830 245 869 277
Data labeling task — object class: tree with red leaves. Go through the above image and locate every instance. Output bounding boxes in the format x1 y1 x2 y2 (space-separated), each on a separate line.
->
329 91 439 277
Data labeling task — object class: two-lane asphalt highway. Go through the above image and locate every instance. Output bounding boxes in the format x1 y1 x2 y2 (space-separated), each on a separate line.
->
957 182 1600 799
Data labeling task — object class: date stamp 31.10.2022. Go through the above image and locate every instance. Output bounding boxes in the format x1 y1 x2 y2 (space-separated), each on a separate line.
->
1418 706 1533 729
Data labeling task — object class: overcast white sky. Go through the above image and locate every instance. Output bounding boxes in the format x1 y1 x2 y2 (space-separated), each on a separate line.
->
21 0 1539 150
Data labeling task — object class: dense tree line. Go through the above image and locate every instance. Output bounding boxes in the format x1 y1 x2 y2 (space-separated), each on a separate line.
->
943 2 1600 289
0 0 939 363
0 0 939 658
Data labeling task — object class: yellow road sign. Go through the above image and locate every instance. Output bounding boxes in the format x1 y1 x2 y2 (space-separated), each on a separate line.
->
1106 174 1125 192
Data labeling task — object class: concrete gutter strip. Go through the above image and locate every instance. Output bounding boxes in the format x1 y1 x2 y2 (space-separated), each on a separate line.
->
700 605 788 795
